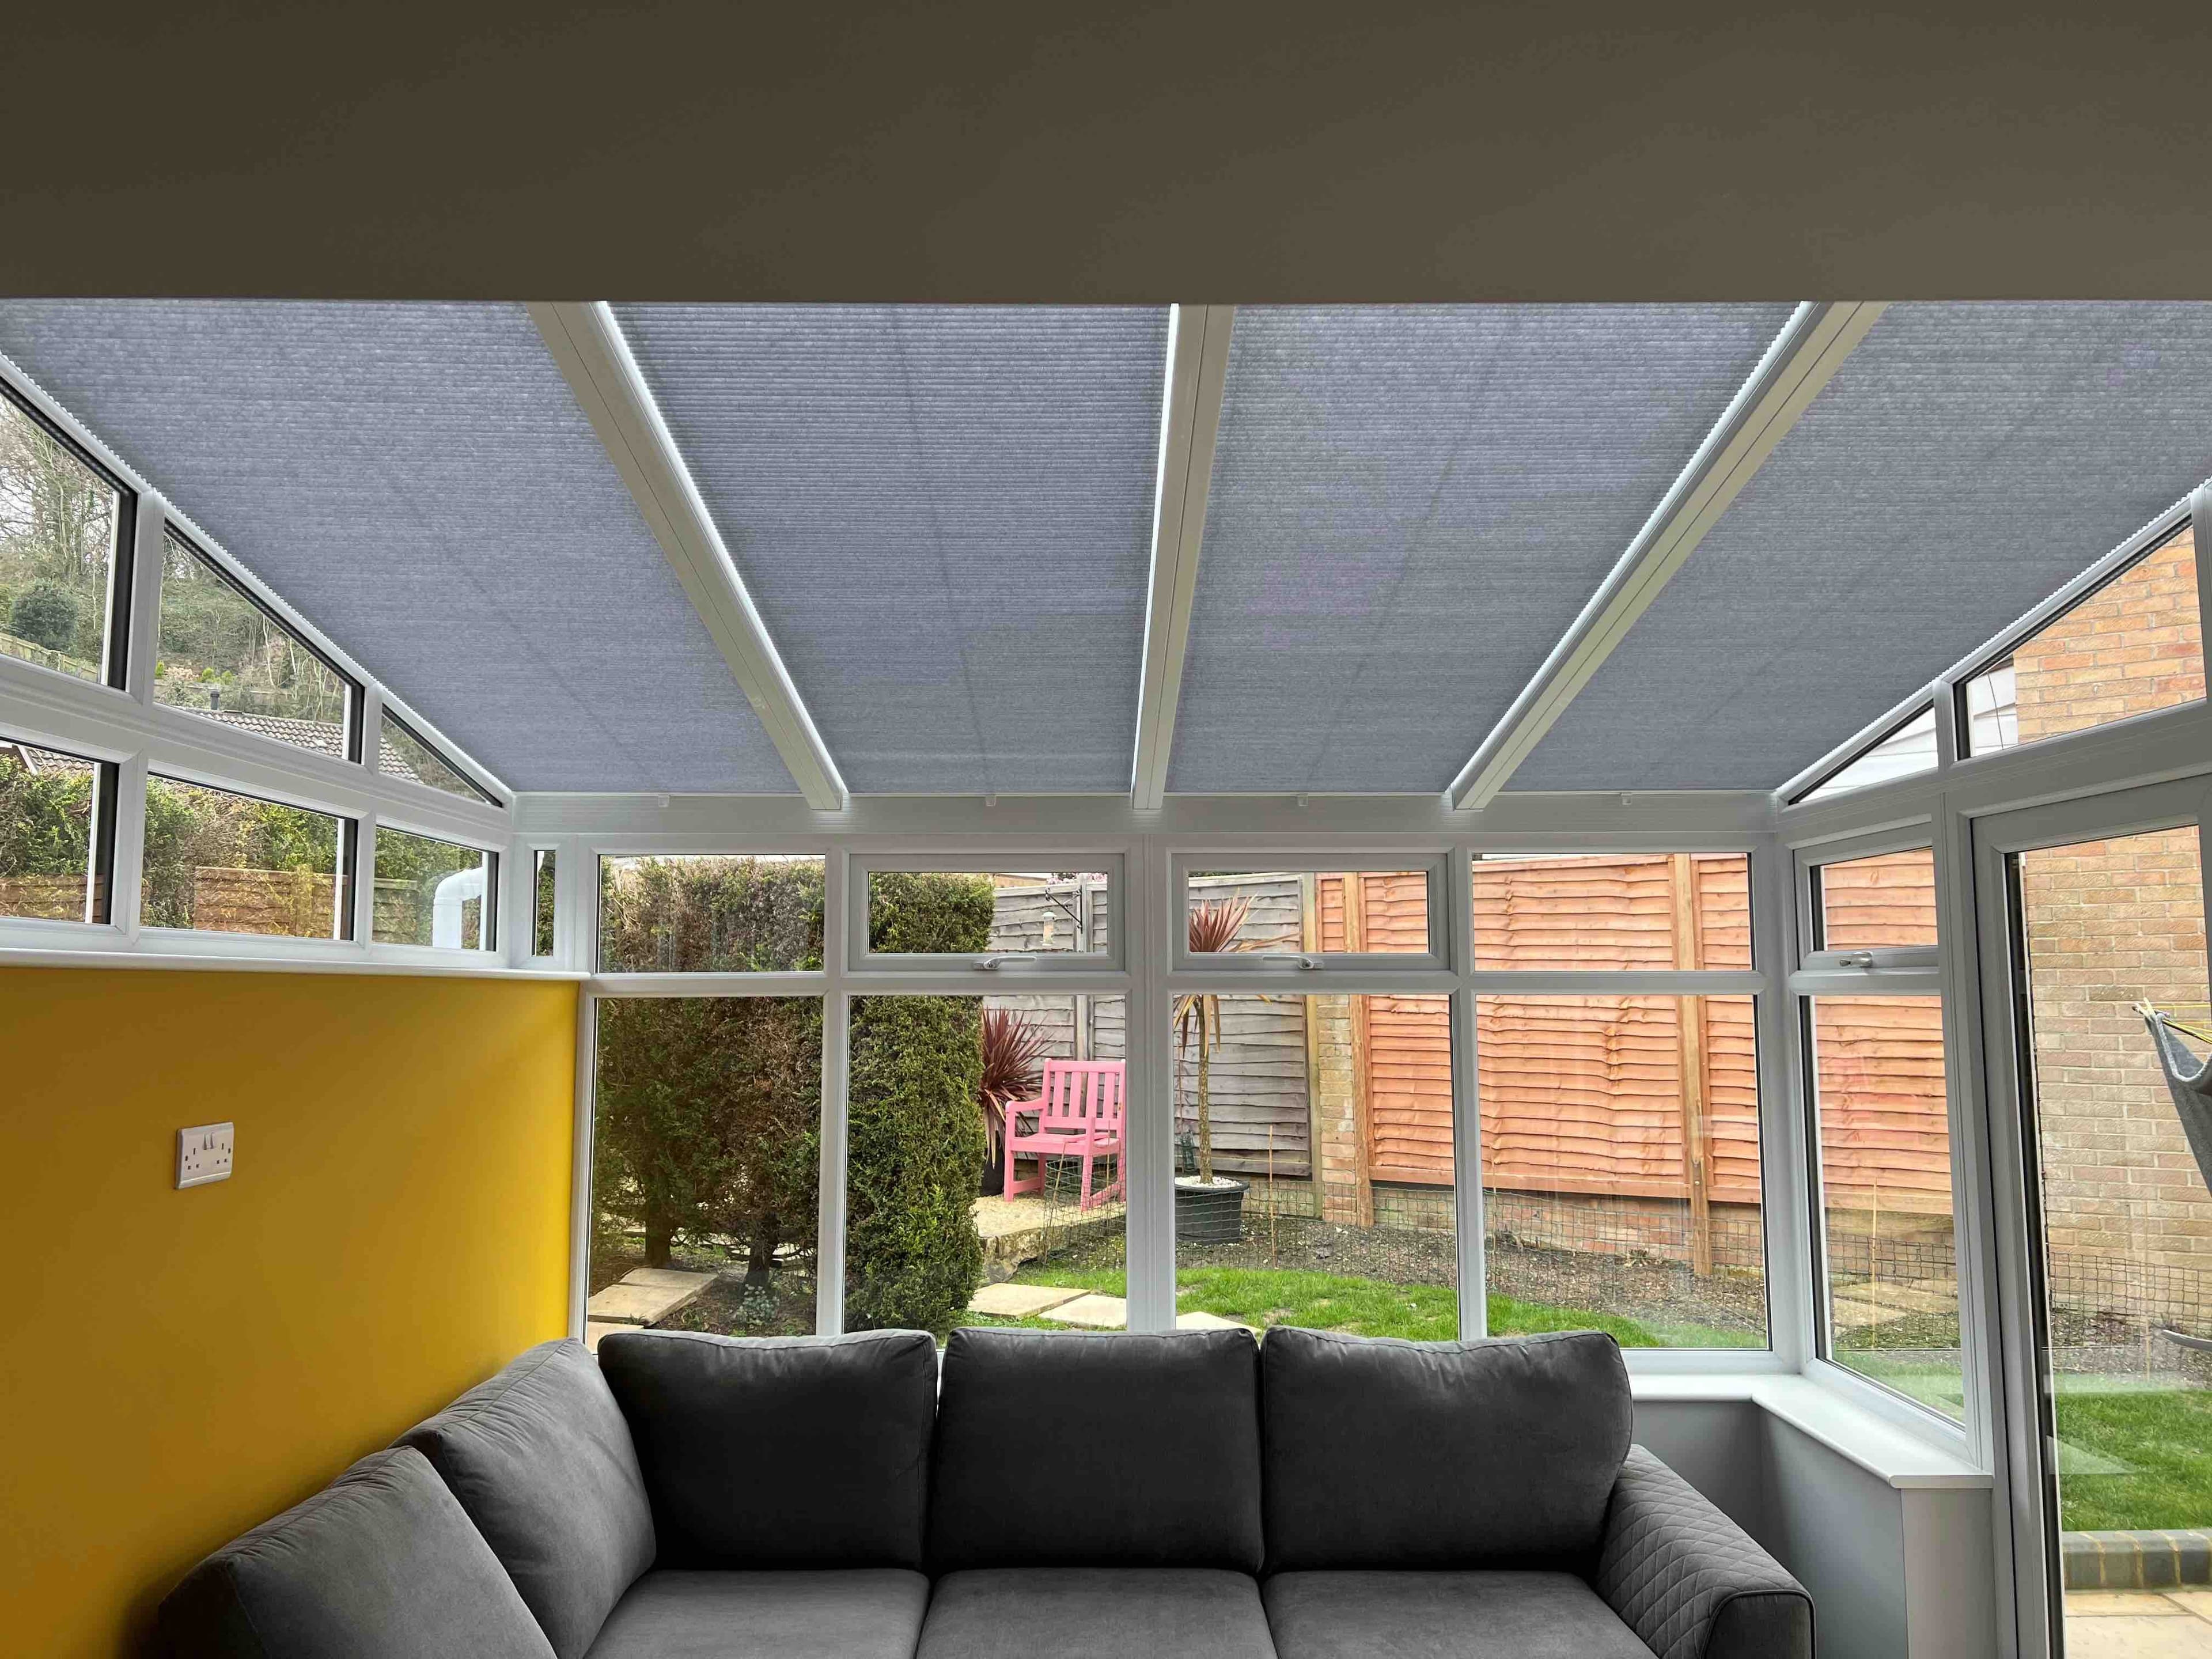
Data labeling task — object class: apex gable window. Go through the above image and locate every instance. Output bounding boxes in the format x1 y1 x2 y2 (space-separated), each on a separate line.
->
1793 706 1937 804
378 708 497 805
1957 520 2203 758
0 383 132 689
155 528 360 760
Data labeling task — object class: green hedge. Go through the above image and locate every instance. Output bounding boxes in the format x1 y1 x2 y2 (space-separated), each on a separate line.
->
845 872 994 1331
592 858 993 1335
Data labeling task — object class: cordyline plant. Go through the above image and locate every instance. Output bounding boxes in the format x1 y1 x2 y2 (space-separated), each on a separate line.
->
1176 895 1255 1184
977 1006 1052 1171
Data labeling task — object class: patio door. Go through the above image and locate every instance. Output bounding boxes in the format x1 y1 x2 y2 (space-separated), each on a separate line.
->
1976 778 2212 1657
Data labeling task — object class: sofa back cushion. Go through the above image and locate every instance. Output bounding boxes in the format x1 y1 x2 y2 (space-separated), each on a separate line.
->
398 1339 655 1659
157 1446 555 1659
1260 1327 1631 1571
597 1328 937 1568
928 1328 1264 1573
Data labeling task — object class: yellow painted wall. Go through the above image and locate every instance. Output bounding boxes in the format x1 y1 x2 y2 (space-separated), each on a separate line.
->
0 967 578 1657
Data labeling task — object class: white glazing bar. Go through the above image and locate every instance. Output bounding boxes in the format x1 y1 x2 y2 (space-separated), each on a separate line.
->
1448 849 1487 1336
816 853 850 1334
1753 833 1812 1367
1125 837 1176 1332
570 993 599 1339
109 751 150 937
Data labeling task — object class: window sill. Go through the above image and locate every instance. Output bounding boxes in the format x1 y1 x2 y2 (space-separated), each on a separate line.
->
1633 1372 1991 1490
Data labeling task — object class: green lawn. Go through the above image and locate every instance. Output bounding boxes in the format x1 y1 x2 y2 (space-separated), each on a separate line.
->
2054 1388 2212 1533
965 1261 1761 1349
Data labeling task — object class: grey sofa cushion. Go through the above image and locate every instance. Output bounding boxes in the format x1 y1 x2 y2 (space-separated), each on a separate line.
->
585 1569 930 1659
597 1328 937 1569
928 1328 1264 1573
1260 1327 1632 1571
919 1567 1278 1659
1262 1570 1652 1659
1595 1446 1813 1659
398 1339 655 1659
157 1446 555 1658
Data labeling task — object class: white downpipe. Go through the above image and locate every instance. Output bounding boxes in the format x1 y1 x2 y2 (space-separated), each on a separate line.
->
433 864 487 948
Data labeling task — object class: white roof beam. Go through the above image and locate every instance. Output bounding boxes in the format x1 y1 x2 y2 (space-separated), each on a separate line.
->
1131 303 1235 811
1448 300 1888 811
529 301 847 810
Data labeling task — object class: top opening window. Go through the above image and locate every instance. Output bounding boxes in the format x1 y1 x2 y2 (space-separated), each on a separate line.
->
1793 706 1937 804
1178 862 1441 968
0 385 130 688
1958 522 2203 757
379 709 497 806
156 530 359 760
1472 852 1751 971
1808 846 1938 963
851 859 1120 971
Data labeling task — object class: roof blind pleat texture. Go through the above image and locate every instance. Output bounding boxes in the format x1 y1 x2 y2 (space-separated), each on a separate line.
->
613 304 1169 795
0 300 796 793
1517 302 2212 792
1165 304 1797 794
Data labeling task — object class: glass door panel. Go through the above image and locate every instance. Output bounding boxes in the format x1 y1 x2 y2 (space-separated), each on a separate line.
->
2007 823 2212 1652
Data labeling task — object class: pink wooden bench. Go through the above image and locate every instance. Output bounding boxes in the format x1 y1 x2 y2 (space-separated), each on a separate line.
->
1002 1059 1126 1210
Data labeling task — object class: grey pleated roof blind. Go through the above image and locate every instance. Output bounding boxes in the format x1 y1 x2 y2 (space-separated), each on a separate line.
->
1165 304 1796 793
613 304 1169 794
1517 303 2212 792
0 300 794 793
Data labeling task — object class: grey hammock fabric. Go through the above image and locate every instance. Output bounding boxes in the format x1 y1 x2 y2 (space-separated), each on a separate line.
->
2145 1009 2212 1194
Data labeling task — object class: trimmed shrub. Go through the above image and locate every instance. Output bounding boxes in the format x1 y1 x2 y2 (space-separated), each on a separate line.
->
845 872 994 1331
10 578 81 653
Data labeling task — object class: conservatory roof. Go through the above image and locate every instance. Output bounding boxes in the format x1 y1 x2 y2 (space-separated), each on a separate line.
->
0 298 2206 804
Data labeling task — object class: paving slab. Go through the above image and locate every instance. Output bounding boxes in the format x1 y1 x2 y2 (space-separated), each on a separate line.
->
585 1268 717 1326
584 1321 629 1353
967 1283 1089 1317
1039 1293 1128 1329
1175 1311 1252 1331
2062 1613 2212 1657
2071 1593 2192 1618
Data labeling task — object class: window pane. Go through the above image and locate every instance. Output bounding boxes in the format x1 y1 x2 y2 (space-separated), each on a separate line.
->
154 532 354 757
0 391 123 684
374 827 493 948
598 855 824 973
378 710 494 804
867 868 1108 956
2011 828 2211 1607
142 775 351 938
531 849 556 958
1813 847 1938 950
950 993 1130 1338
1472 853 1751 971
1796 706 1937 801
1187 869 1430 955
0 736 108 922
1159 993 1457 1339
590 997 821 1339
1810 994 1959 1416
1962 523 2204 756
1482 994 1767 1347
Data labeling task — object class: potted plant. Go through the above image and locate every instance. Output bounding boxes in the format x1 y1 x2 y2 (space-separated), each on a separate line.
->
977 1006 1050 1196
1175 895 1252 1243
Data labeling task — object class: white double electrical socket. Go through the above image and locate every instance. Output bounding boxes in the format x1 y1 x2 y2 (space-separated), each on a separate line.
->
177 1123 234 1189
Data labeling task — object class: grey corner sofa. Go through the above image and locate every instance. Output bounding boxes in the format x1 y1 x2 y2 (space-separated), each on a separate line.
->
159 1324 1812 1659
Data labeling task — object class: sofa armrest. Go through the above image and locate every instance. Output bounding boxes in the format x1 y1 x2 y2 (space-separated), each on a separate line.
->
1594 1446 1813 1659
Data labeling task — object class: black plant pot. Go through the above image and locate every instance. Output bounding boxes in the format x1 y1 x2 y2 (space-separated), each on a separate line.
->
979 1154 1006 1198
1175 1176 1249 1244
